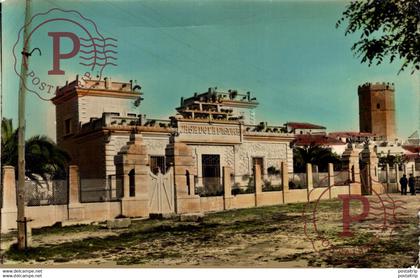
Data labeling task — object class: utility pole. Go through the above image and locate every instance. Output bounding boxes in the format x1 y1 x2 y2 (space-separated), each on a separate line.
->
0 1 3 263
17 0 31 250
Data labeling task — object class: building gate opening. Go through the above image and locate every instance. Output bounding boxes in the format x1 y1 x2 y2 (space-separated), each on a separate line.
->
202 154 221 194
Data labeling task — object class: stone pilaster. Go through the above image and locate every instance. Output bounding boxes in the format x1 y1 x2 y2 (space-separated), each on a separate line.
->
341 144 361 183
361 142 379 194
115 133 149 217
165 142 195 196
165 141 200 213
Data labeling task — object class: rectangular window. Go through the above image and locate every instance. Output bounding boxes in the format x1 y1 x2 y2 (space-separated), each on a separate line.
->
64 118 72 135
150 156 166 174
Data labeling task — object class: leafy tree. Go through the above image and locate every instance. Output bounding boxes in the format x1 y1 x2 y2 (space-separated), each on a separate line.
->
293 144 341 172
378 153 408 169
337 0 420 73
1 118 70 182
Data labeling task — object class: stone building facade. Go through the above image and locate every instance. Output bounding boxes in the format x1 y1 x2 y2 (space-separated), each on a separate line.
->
52 77 294 200
358 82 396 142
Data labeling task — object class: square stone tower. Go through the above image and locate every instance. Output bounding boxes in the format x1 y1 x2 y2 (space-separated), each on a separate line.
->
358 82 396 142
51 76 143 169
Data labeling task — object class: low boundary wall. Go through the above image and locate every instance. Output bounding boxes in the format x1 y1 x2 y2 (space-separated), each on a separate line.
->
1 162 384 233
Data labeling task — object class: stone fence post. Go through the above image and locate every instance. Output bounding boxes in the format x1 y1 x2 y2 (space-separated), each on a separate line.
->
386 163 397 192
281 162 289 204
306 163 313 202
395 163 400 192
68 165 84 220
254 164 262 206
1 166 17 232
327 163 334 199
2 166 17 210
385 164 390 186
342 144 361 184
68 165 80 204
223 166 232 210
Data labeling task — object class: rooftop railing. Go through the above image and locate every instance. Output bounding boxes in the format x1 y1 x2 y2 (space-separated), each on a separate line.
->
244 123 288 134
80 113 175 133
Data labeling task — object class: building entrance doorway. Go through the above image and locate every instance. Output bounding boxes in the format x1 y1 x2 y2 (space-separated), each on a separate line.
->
202 154 221 192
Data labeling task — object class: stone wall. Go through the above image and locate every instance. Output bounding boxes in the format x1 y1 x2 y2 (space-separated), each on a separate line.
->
5 145 402 234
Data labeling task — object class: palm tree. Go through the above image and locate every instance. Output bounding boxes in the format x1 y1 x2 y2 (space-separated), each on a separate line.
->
293 144 341 173
1 118 70 182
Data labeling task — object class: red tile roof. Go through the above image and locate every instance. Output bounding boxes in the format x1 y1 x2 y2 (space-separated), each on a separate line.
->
329 131 376 137
294 134 346 146
286 122 326 130
402 145 420 153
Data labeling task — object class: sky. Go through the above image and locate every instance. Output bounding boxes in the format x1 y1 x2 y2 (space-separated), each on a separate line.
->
2 0 419 141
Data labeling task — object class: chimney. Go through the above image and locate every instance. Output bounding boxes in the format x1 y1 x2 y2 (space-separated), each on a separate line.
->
104 77 111 89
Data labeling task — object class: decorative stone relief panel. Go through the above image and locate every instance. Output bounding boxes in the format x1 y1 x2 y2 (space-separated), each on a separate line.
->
188 145 234 187
106 135 130 176
236 142 288 175
110 135 130 155
143 137 170 156
189 145 234 168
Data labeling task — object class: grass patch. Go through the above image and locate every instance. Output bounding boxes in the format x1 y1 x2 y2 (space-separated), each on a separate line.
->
4 196 417 267
31 223 102 236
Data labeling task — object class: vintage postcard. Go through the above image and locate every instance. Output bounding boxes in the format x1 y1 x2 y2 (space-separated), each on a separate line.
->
0 0 419 274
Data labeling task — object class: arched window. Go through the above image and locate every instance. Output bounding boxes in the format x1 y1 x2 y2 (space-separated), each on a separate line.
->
377 103 380 109
128 169 135 197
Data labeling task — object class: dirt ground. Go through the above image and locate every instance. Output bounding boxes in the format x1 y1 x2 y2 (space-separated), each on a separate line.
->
1 193 419 267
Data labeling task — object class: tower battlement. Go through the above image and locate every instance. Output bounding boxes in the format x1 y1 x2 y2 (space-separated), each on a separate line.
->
358 82 395 92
